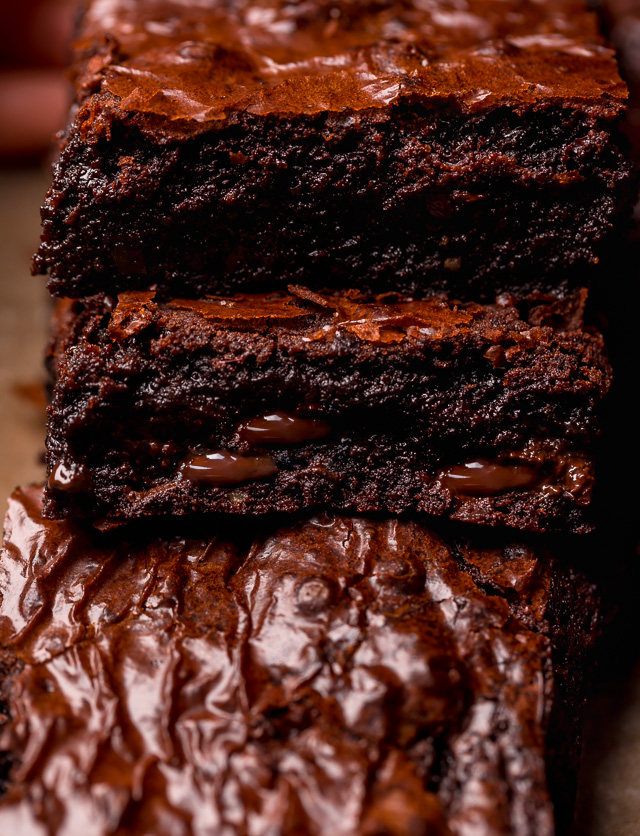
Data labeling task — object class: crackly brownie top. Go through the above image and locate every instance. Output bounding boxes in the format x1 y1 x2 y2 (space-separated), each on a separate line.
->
0 485 570 834
72 284 588 340
52 288 610 394
73 0 626 136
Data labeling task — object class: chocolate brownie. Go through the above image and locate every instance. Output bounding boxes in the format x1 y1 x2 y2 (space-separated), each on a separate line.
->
0 486 601 834
44 288 611 532
33 0 634 300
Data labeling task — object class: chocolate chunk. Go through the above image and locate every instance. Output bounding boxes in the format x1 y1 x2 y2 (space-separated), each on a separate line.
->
47 461 89 493
179 450 278 486
442 460 541 497
239 411 331 445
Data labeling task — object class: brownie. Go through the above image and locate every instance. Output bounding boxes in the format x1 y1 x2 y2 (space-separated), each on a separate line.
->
0 485 601 834
33 0 634 300
43 288 610 532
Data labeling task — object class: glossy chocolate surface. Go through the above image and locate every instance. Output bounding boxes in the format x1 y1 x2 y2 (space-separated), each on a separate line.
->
73 0 625 134
179 449 278 485
239 411 331 445
0 486 599 834
46 461 89 493
442 460 541 497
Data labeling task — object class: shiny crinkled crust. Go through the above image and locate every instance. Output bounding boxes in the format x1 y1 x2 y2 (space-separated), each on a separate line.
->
0 486 599 835
72 0 625 127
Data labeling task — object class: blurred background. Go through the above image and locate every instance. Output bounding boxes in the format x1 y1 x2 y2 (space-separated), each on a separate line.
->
0 0 75 502
0 1 73 162
1 2 640 834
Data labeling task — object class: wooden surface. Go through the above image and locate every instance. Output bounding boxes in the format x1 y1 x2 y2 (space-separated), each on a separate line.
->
0 166 638 835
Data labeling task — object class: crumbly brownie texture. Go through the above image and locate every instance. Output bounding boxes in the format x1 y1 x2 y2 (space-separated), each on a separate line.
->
0 486 600 835
44 288 610 532
33 0 633 300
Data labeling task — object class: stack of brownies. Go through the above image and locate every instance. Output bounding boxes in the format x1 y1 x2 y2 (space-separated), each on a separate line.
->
0 0 635 832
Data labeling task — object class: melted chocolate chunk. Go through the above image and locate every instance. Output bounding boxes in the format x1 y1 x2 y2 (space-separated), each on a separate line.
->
239 411 331 445
442 460 541 497
179 450 278 486
47 461 89 493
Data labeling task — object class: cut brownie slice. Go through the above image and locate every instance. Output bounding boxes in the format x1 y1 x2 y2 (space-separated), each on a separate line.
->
33 0 633 300
44 288 611 532
0 486 600 834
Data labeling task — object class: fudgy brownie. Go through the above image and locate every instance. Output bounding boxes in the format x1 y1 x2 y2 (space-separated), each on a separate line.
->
44 288 611 532
0 485 601 835
33 0 633 300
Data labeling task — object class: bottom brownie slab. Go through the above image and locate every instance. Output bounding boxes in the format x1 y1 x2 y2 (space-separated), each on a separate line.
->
0 487 599 835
